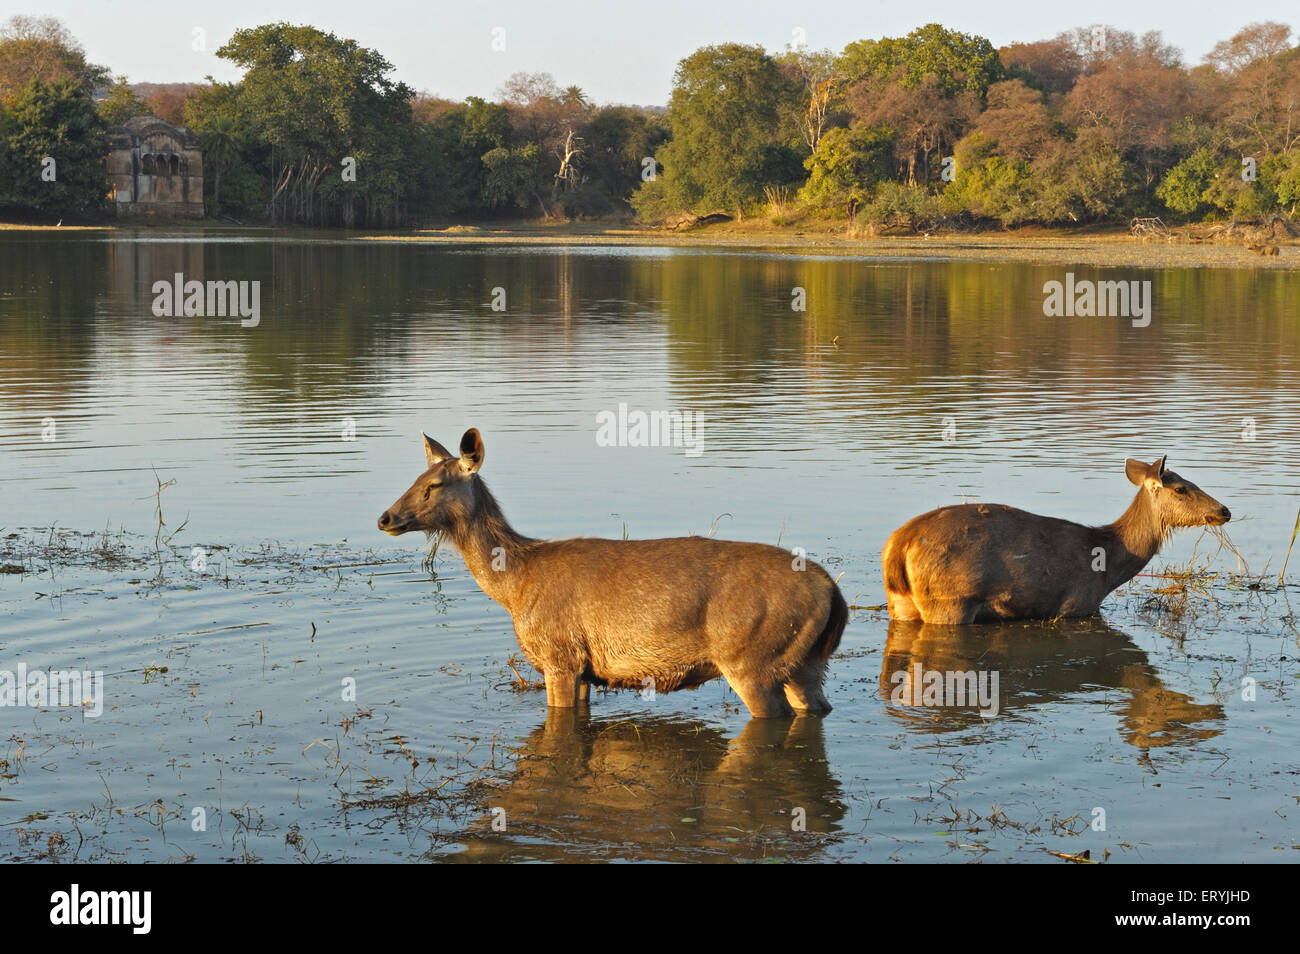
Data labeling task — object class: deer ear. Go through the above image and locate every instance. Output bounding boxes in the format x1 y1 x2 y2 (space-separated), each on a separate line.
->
423 433 454 468
459 428 485 475
1152 455 1167 477
1125 458 1149 486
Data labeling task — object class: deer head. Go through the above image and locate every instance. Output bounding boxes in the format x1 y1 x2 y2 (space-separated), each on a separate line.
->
1125 456 1231 530
378 429 486 537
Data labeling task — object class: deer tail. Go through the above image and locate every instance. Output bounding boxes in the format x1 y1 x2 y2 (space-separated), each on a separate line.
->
814 585 848 661
883 538 910 599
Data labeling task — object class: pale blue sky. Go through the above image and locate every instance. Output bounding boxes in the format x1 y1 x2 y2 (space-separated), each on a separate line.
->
24 1 1300 105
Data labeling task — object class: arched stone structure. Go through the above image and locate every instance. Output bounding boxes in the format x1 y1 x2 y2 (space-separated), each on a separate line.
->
105 116 204 218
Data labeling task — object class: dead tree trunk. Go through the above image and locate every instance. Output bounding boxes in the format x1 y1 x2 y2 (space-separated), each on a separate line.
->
551 128 583 205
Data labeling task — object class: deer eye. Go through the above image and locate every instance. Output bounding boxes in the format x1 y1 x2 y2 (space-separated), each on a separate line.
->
423 482 441 498
1174 486 1188 495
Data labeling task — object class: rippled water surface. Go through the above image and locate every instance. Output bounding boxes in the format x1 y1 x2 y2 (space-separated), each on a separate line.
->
1 231 1297 862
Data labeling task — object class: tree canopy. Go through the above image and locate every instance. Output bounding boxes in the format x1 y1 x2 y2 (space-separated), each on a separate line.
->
3 16 1300 228
654 43 803 215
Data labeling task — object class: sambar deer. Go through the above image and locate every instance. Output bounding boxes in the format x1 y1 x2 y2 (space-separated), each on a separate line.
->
379 429 847 718
882 457 1231 623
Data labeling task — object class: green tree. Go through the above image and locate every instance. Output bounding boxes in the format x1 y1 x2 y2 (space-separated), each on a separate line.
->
855 180 946 231
1274 151 1300 214
425 96 510 215
799 124 894 211
841 26 995 186
481 143 548 213
199 114 240 211
215 22 416 226
947 148 1035 226
184 79 264 216
1 77 105 216
838 23 1002 98
0 19 110 219
1033 132 1130 222
98 75 146 125
584 105 670 211
1156 148 1218 215
653 43 803 216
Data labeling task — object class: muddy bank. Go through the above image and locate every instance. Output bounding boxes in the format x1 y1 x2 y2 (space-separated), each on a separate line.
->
7 216 1294 269
358 222 1299 270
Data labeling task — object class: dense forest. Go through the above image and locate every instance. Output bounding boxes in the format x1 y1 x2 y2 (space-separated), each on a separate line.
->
1 15 1298 230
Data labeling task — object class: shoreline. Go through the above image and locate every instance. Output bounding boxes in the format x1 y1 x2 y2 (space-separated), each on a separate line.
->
358 232 1300 272
5 219 1295 268
356 223 1298 269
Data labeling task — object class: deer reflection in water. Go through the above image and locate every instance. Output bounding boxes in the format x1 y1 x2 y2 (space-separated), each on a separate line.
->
440 711 846 862
879 618 1224 750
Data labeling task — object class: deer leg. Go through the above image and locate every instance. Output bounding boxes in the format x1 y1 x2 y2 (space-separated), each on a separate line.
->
887 592 921 620
577 680 590 703
723 672 794 719
545 670 580 708
917 597 984 625
783 659 832 714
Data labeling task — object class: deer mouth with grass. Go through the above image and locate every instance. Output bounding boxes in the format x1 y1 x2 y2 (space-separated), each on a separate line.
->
379 428 847 719
882 456 1232 624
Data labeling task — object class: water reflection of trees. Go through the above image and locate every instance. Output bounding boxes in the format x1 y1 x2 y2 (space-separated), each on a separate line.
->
878 618 1224 750
439 710 846 862
645 257 1299 389
3 238 1296 415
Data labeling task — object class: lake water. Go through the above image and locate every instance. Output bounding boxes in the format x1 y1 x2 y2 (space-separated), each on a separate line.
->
1 230 1297 862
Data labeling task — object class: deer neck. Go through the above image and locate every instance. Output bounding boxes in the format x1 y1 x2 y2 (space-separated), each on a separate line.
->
446 482 534 612
1101 489 1166 589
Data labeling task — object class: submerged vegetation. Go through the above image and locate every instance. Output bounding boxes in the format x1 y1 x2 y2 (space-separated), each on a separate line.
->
1126 526 1298 645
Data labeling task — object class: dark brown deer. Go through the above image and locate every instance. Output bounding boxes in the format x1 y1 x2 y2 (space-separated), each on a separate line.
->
882 457 1230 623
379 429 847 717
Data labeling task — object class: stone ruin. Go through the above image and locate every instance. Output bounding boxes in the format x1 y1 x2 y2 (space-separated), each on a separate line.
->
105 115 204 217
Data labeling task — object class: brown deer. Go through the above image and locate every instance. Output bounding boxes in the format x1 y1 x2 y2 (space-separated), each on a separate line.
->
882 457 1230 624
1248 243 1280 256
379 429 847 717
